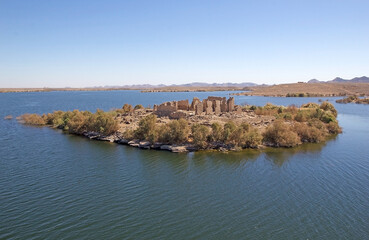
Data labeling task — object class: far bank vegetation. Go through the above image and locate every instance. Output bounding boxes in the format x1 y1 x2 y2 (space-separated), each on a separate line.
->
19 101 341 151
336 95 369 104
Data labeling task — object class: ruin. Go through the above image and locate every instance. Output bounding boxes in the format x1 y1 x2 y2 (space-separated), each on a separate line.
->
178 99 189 111
155 101 177 117
154 96 238 118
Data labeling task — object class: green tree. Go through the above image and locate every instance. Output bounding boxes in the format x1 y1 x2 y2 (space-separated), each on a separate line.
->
191 124 210 149
87 109 119 135
134 114 157 142
223 121 237 142
167 118 190 144
263 120 301 147
210 122 223 142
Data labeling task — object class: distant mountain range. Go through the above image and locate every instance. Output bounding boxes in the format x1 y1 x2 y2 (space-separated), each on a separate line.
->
308 76 369 84
90 77 369 89
96 82 258 89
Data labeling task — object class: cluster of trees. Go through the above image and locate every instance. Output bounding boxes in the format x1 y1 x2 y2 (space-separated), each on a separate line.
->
118 104 144 113
336 95 369 104
259 101 341 147
20 109 119 135
125 115 191 145
285 93 326 97
252 101 339 125
124 115 263 149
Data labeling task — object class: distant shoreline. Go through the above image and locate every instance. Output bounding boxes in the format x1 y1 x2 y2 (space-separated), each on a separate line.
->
0 87 247 93
233 82 369 97
0 87 136 93
3 82 369 95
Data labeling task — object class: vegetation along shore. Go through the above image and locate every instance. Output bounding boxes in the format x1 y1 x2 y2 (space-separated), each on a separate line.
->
18 97 341 153
336 95 369 104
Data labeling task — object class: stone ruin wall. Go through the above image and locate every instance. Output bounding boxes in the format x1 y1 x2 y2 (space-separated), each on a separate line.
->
155 101 178 117
154 96 238 118
177 100 189 111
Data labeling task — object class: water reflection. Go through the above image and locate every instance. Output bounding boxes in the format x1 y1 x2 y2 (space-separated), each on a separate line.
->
66 132 337 170
191 150 260 169
263 136 336 166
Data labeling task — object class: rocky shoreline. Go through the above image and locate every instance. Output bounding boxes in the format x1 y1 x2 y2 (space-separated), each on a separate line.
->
83 131 248 153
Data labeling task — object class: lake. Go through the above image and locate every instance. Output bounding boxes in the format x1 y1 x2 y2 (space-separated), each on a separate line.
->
0 91 368 239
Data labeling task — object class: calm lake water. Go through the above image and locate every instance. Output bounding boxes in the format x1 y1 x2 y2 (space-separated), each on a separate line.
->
1 91 368 239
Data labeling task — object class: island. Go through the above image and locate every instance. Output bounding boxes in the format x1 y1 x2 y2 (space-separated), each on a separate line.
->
336 95 369 104
18 97 342 153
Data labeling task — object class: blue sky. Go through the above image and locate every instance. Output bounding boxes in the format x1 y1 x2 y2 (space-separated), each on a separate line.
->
1 0 368 88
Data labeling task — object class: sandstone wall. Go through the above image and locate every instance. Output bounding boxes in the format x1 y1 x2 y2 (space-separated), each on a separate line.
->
190 97 201 111
178 100 189 111
154 96 238 117
155 102 178 117
227 97 235 112
195 102 203 115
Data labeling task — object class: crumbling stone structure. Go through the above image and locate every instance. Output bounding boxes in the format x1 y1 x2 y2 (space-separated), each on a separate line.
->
178 100 189 111
195 102 203 115
214 100 221 115
227 97 235 112
155 101 179 117
154 96 239 118
190 97 201 111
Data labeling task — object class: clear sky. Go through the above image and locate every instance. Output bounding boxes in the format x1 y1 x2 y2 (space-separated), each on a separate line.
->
1 0 368 88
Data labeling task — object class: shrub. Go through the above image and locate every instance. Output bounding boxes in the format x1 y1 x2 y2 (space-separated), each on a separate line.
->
320 111 336 123
225 122 261 148
65 110 90 134
19 113 46 125
336 95 358 104
123 128 135 140
191 124 210 149
242 128 262 148
263 120 301 147
86 110 119 135
134 114 157 142
254 103 280 116
122 104 133 113
327 121 342 134
320 101 337 117
308 119 327 131
301 102 320 108
285 105 298 114
167 118 190 144
223 121 237 142
44 110 66 128
227 126 244 146
294 110 308 122
277 112 292 120
134 104 144 110
210 122 223 142
293 122 325 143
156 124 171 143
